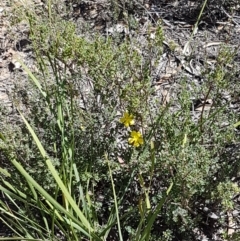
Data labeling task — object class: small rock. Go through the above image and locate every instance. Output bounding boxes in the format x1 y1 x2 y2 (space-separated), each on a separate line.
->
13 61 21 69
203 207 209 212
232 210 239 217
208 212 219 220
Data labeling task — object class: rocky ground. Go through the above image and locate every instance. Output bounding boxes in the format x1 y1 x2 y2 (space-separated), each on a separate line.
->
1 0 240 240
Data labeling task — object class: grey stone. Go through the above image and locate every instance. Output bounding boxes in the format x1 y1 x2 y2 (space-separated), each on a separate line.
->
208 212 219 220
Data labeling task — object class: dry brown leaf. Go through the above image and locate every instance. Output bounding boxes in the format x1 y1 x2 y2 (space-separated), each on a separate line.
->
161 89 170 106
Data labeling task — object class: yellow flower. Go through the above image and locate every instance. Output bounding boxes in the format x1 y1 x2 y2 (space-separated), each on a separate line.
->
128 131 144 147
120 112 135 127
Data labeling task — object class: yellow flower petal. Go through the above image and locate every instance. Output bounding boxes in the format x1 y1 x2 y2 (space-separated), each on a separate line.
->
128 131 143 147
120 112 135 127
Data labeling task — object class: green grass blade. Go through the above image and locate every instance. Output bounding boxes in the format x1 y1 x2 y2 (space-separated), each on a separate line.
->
0 167 10 177
18 110 47 158
17 110 95 237
234 121 240 128
0 184 28 203
46 158 93 231
0 238 42 241
8 157 91 237
73 164 88 217
16 58 47 98
106 154 123 241
140 182 173 241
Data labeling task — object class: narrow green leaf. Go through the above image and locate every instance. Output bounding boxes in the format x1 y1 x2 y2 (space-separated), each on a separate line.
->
106 154 123 241
17 110 95 237
9 157 91 238
140 182 173 241
0 167 11 177
16 58 47 98
46 159 93 231
234 121 240 128
18 110 47 159
0 132 6 141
